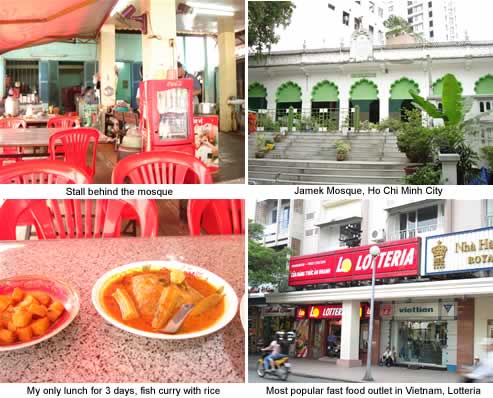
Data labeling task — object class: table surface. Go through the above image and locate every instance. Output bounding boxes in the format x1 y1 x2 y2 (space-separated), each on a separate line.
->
0 235 245 383
0 127 110 147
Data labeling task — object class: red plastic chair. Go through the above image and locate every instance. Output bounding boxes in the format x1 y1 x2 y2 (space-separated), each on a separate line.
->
112 151 213 184
187 199 245 235
0 118 27 164
48 128 99 177
65 112 78 117
0 160 91 184
47 116 80 128
0 199 158 240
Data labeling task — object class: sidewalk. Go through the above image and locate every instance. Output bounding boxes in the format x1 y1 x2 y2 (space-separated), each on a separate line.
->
248 356 462 383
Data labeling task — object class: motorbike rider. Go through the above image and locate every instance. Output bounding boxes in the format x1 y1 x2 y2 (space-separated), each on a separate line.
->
465 338 493 382
262 333 287 371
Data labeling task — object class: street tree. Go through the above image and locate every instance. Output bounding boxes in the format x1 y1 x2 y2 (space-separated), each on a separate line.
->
248 1 295 57
248 220 290 290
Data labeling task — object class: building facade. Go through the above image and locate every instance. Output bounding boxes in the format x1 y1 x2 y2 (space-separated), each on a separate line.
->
249 41 493 126
271 0 388 51
386 0 460 42
251 199 493 371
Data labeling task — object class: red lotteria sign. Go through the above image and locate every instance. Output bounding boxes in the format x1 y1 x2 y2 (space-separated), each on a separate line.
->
289 238 420 286
296 304 371 320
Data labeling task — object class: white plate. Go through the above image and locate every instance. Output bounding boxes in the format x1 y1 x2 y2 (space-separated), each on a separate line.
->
92 260 238 340
0 275 80 352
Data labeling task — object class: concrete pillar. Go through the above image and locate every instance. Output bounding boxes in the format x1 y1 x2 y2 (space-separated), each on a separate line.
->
439 153 460 185
337 300 362 367
98 24 116 107
379 90 390 122
457 298 475 368
338 78 351 131
0 56 5 98
217 16 237 132
141 0 177 79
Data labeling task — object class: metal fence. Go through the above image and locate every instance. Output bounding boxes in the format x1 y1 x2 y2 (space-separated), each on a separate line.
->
255 108 352 132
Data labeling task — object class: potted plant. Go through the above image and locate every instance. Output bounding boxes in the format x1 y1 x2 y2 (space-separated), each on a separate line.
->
405 163 442 185
335 140 351 161
255 133 266 158
273 133 282 142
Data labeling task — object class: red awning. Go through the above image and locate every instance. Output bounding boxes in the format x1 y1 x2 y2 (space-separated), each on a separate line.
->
0 0 119 54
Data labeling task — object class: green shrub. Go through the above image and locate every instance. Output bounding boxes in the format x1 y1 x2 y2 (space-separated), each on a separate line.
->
405 164 441 185
481 146 493 170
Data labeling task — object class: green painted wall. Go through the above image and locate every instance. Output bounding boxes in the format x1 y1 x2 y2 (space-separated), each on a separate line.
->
312 81 339 102
475 75 493 95
59 70 83 88
350 80 378 100
116 62 132 103
390 78 420 99
276 82 302 103
115 34 142 62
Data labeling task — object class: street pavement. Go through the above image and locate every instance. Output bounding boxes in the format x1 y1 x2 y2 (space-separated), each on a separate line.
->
249 368 341 383
248 355 462 383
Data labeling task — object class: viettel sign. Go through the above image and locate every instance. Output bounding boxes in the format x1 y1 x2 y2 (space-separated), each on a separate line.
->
289 238 420 286
296 304 370 320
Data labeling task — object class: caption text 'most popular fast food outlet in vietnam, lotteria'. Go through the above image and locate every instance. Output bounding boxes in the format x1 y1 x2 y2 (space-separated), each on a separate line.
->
266 228 493 372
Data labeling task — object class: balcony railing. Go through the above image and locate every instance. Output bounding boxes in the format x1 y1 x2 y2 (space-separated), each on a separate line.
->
388 223 443 242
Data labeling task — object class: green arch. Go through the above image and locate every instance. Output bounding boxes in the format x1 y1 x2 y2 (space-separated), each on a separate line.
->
474 75 493 95
350 79 379 100
249 81 267 98
311 80 339 102
432 76 463 96
390 77 420 99
276 81 302 103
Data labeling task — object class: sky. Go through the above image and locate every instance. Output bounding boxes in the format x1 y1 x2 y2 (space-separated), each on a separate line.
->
269 0 493 52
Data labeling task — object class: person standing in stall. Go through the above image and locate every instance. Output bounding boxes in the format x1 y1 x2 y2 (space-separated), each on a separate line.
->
177 62 202 104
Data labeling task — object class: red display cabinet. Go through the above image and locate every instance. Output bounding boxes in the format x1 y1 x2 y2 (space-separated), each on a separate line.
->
139 79 195 155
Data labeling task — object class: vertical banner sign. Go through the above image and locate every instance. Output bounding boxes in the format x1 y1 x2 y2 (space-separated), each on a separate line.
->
289 238 420 286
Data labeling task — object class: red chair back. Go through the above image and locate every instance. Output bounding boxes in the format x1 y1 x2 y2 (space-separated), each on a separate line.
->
0 118 26 128
112 151 213 184
47 116 80 128
0 199 158 240
48 128 99 177
0 160 91 184
187 199 245 235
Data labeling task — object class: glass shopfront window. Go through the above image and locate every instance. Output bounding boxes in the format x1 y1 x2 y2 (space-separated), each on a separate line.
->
396 321 448 366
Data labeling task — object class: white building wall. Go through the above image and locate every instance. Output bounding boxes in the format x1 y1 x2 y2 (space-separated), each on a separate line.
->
272 0 387 51
450 200 485 232
301 200 321 255
474 296 493 360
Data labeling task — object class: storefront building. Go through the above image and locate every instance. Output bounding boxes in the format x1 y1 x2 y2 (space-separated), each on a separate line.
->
266 223 493 371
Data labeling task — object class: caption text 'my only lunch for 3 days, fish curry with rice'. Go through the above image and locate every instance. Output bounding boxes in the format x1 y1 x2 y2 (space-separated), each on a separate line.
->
102 267 225 334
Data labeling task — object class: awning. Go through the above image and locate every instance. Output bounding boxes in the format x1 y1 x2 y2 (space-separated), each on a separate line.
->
314 216 362 227
0 0 118 54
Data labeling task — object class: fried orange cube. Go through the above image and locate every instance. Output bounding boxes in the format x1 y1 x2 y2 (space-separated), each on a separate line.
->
16 326 33 342
0 295 11 312
12 310 32 328
11 287 24 303
18 295 40 309
31 292 51 306
47 301 65 322
28 303 47 318
7 320 17 332
31 317 50 336
0 329 16 344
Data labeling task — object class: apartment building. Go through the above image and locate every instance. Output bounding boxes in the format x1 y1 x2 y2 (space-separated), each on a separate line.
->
386 0 460 42
271 0 388 51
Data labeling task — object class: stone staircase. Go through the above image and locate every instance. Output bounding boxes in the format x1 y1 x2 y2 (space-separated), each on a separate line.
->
249 132 412 184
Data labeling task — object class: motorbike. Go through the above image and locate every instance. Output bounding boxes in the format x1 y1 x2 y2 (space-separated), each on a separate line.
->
257 352 291 380
326 342 340 357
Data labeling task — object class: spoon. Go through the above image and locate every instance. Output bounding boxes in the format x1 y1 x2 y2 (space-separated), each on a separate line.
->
159 303 194 334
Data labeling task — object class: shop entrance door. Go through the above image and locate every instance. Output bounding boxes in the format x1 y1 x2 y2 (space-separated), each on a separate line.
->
327 321 341 358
